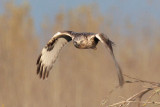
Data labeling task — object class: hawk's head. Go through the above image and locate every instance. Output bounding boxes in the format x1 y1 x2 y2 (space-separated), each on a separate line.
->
73 36 87 48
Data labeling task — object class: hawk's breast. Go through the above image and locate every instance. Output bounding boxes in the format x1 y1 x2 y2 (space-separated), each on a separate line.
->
74 36 98 49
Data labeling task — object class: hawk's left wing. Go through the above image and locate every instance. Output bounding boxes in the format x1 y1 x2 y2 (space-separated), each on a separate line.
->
36 31 73 79
95 33 124 86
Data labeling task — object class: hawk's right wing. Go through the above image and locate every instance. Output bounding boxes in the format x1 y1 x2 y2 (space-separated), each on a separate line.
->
36 31 73 79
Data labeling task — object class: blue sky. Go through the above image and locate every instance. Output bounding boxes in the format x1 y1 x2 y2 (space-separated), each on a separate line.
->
1 0 160 34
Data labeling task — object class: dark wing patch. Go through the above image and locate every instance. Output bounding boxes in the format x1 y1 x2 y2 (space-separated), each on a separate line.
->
36 35 72 79
46 36 72 51
46 39 58 51
96 33 124 86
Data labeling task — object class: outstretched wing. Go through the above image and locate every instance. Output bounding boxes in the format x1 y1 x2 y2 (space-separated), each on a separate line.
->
36 31 73 79
95 33 124 86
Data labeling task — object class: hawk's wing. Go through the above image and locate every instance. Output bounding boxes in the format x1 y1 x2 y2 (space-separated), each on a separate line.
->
95 33 124 86
36 31 73 79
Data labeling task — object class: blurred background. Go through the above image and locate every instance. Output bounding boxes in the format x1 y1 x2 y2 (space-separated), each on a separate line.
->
0 0 160 107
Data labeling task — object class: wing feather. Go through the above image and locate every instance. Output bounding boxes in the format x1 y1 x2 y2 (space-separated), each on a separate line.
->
36 31 73 79
96 33 124 86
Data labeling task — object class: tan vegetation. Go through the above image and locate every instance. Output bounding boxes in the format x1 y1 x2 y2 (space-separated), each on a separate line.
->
0 2 160 107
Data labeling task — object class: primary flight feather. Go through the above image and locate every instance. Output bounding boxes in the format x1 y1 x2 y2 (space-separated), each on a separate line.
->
36 31 124 86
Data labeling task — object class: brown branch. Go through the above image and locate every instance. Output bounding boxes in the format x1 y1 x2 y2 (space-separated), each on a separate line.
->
121 88 152 107
123 74 160 86
106 74 160 107
107 88 157 107
142 89 160 106
108 101 160 107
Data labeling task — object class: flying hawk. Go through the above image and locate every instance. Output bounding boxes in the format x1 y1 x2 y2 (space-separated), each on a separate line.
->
36 31 124 86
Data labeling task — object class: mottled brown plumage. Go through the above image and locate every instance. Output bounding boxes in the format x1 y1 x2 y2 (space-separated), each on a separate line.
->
36 31 124 86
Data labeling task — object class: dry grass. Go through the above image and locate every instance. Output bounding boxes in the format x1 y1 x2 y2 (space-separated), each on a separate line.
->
0 2 160 107
105 74 160 107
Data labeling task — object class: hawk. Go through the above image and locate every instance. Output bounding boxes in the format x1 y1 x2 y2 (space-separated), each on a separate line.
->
36 31 124 86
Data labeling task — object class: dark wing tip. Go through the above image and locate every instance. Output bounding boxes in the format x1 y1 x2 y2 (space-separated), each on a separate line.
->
36 54 42 65
36 54 42 75
117 66 124 87
37 61 41 74
37 64 50 80
36 53 50 80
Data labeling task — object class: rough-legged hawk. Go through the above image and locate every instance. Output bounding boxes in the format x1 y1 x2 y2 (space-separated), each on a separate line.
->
36 31 124 86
